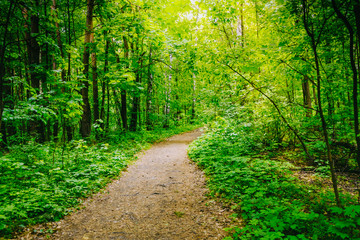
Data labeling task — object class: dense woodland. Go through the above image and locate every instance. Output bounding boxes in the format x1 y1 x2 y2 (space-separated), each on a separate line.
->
1 0 360 239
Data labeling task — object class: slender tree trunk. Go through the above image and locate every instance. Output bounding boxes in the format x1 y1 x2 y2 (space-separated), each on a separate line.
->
106 79 110 131
164 54 172 128
52 0 65 82
234 3 245 47
130 39 142 132
52 0 64 141
353 0 360 168
0 1 13 132
80 0 94 138
121 90 127 130
91 35 99 125
29 1 41 92
191 73 196 122
67 0 71 80
130 73 140 131
304 0 341 207
42 1 52 141
146 45 153 130
121 36 129 131
27 0 46 142
113 89 123 128
100 35 109 131
332 0 360 169
302 76 312 117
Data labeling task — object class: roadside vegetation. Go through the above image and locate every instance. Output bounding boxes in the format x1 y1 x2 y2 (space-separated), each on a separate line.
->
189 119 360 239
0 125 198 238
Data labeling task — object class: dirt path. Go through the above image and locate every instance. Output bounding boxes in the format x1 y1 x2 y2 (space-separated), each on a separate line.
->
21 129 230 240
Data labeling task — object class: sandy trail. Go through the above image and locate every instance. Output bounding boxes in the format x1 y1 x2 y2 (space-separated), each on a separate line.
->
22 129 230 240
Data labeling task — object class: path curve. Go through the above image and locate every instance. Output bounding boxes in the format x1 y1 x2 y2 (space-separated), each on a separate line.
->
22 129 230 239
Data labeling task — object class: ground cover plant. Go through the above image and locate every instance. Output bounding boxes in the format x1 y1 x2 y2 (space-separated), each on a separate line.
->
0 125 198 238
188 119 360 240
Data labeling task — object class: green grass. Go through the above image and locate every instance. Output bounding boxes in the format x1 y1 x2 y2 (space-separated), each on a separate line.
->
0 124 199 238
188 120 360 240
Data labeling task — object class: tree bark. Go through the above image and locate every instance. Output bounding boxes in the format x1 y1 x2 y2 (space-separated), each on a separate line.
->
302 76 312 117
121 36 129 131
80 0 94 138
146 45 153 130
91 35 99 125
191 73 196 122
130 39 142 132
113 89 123 128
29 0 41 92
0 1 13 132
121 89 127 130
352 0 360 169
164 54 172 128
52 0 65 82
100 35 109 131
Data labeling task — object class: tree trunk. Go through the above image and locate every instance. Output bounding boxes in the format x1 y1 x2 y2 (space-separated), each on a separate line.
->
302 76 312 117
332 0 360 169
80 0 94 138
91 35 99 125
191 73 196 122
52 0 65 82
0 1 13 132
304 0 341 207
100 35 109 131
164 55 172 128
121 90 127 131
352 0 360 168
130 72 140 131
113 89 123 128
29 1 41 92
146 45 153 130
130 37 142 132
121 36 129 131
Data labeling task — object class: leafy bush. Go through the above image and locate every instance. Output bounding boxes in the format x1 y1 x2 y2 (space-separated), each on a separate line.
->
188 119 360 239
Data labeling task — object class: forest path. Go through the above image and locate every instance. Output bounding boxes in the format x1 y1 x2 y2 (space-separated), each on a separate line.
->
25 129 230 239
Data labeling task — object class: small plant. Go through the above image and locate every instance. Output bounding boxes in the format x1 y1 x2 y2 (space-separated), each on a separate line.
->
174 211 185 217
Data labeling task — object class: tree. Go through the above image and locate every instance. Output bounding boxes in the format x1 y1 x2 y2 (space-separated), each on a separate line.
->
80 0 94 138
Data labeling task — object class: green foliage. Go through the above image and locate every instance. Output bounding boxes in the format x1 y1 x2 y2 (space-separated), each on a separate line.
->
0 124 198 238
188 120 360 239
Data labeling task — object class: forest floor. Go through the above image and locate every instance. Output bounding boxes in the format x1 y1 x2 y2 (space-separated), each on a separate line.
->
16 129 232 240
273 150 360 200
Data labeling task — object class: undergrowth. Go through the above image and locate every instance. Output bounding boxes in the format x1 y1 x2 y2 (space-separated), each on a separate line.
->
0 124 199 238
188 119 360 240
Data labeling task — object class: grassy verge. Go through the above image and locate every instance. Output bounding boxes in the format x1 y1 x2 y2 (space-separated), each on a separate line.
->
0 124 199 238
188 121 360 240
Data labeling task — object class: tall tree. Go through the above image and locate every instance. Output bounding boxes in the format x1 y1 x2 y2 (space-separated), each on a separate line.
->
80 0 94 138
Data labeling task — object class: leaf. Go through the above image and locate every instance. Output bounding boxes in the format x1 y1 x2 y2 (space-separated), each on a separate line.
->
344 205 360 218
174 211 184 217
330 207 343 215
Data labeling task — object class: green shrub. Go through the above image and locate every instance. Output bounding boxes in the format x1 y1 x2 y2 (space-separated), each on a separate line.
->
188 119 360 239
